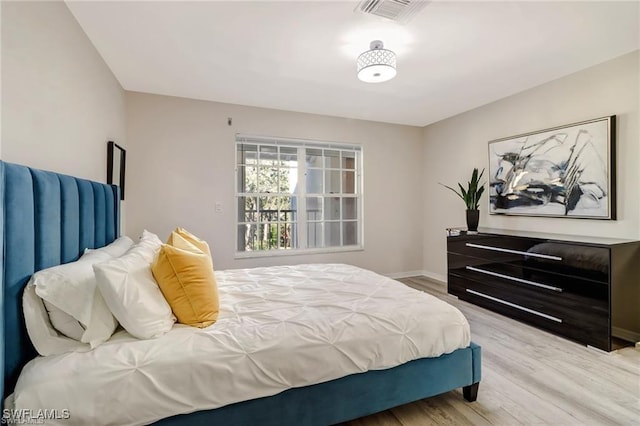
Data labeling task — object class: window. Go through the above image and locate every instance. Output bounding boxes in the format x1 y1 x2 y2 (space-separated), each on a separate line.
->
236 135 362 256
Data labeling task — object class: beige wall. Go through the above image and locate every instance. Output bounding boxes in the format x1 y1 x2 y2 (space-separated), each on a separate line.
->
5 1 636 281
1 0 125 182
423 51 640 279
126 92 424 275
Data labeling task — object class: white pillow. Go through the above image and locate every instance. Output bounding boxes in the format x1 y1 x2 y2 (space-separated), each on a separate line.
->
32 251 118 348
43 236 133 338
94 235 175 339
140 229 162 247
42 301 85 340
80 292 119 347
84 236 134 258
23 280 90 356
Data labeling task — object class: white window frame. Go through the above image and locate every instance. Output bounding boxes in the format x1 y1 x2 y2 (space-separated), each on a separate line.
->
235 134 364 258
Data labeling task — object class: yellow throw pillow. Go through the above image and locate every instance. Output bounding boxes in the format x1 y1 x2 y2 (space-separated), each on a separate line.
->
151 234 219 328
168 228 212 261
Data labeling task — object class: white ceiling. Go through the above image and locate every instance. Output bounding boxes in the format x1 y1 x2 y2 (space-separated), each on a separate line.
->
66 1 639 127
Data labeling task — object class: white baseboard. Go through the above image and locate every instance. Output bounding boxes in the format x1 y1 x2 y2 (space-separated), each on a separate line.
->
385 270 427 279
385 270 447 285
612 326 640 344
422 270 447 285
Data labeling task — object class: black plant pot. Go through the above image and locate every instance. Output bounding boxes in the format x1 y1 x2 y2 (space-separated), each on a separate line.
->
466 209 479 232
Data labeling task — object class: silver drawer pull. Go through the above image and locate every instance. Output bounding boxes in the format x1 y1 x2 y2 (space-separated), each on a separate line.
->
465 243 562 261
466 266 563 292
466 289 563 323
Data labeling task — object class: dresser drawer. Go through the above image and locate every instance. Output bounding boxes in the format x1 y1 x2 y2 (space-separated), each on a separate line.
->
449 273 608 319
449 258 609 300
524 243 609 282
449 236 610 283
448 274 609 349
448 235 541 263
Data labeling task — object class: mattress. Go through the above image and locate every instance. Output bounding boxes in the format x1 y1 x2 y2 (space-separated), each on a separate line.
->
9 264 471 426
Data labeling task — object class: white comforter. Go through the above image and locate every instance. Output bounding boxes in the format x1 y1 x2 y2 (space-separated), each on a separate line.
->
10 264 470 425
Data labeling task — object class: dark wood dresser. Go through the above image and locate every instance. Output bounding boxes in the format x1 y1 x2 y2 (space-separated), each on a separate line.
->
447 229 640 351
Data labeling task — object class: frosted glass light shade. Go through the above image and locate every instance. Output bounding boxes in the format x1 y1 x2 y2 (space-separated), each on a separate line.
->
357 40 397 83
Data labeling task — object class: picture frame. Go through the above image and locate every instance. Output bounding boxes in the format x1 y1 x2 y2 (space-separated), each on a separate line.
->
107 141 126 200
488 115 615 219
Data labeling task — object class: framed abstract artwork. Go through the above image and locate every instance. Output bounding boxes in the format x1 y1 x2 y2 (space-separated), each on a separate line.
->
488 116 615 219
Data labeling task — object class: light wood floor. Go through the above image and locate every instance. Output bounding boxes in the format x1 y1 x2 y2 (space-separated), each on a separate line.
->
342 276 640 426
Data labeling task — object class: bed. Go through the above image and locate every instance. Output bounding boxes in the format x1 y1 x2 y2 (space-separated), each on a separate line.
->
0 160 481 425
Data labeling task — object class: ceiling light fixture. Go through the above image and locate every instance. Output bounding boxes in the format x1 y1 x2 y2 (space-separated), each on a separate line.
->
357 40 397 83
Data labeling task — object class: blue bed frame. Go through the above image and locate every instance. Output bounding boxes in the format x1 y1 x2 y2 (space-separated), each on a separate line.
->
0 160 481 425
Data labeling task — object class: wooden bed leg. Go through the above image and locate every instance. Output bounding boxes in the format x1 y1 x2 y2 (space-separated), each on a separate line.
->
463 383 479 402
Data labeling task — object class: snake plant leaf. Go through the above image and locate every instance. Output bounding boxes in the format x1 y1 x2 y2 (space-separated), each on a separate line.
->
441 184 465 203
440 168 486 210
458 183 468 200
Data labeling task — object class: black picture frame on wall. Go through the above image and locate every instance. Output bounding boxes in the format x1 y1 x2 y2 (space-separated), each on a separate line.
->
488 115 616 220
107 141 126 200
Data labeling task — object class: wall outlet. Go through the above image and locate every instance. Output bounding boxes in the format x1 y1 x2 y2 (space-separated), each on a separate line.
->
215 202 222 213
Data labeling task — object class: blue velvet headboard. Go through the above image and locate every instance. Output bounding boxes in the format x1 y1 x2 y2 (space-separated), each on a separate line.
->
0 161 120 399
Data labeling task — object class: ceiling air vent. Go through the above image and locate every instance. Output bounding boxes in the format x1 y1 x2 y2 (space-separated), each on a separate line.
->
356 0 430 24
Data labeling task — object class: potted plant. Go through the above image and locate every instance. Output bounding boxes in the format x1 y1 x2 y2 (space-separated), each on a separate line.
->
440 168 486 232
